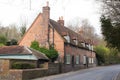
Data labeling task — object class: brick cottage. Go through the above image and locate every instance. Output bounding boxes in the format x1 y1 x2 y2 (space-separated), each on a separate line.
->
19 2 96 72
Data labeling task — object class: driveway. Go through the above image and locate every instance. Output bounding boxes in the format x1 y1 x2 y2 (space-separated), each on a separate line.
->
33 65 120 80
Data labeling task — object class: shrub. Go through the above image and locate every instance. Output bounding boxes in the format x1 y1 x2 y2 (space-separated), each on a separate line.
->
12 62 35 69
0 43 5 47
30 41 58 62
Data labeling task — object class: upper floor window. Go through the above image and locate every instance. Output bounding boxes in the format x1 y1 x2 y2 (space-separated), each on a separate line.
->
85 43 89 49
64 35 70 43
88 44 92 50
73 39 78 45
91 45 94 51
81 42 85 47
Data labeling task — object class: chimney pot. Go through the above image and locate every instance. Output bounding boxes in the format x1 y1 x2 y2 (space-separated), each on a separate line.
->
58 16 64 26
46 1 49 6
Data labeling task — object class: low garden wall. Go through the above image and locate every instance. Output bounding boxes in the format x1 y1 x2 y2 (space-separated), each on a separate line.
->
0 59 60 80
9 67 59 80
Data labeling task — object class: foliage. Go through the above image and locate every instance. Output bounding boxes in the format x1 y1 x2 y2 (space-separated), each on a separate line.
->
12 62 35 69
30 41 39 49
0 43 5 47
94 45 109 65
67 18 102 45
20 25 26 37
99 0 120 23
30 41 58 62
100 16 120 51
94 45 120 65
0 35 7 45
6 39 18 46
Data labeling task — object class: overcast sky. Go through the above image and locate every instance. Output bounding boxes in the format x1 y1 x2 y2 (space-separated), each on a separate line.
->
0 0 101 34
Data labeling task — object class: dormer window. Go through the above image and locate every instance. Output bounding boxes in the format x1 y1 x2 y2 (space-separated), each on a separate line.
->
88 44 91 50
64 35 70 43
91 45 93 51
72 37 78 45
85 43 89 49
81 42 85 47
73 39 78 45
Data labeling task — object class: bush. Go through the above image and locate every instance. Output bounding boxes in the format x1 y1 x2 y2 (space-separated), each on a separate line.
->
30 41 58 62
12 62 35 69
0 35 7 45
0 43 5 47
94 45 109 65
30 41 39 50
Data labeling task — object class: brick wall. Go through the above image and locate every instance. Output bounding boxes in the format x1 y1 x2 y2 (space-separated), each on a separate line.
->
0 60 59 80
19 6 50 48
62 44 96 72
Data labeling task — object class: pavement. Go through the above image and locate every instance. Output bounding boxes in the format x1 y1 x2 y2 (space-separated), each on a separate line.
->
32 65 120 80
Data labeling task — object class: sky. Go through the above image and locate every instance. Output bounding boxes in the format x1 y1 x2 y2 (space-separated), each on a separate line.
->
0 0 101 35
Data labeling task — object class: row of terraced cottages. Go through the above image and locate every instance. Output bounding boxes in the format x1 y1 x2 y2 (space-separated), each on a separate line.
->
19 3 96 72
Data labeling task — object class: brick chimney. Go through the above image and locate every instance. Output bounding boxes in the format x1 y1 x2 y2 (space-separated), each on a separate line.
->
57 16 64 26
42 1 50 20
42 2 50 48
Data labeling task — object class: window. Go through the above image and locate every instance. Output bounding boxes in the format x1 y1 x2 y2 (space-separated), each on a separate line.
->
88 44 91 50
66 54 71 64
91 58 94 64
73 39 78 45
85 43 89 49
76 55 79 64
91 45 93 51
64 35 70 43
83 55 86 64
81 42 85 47
89 58 92 64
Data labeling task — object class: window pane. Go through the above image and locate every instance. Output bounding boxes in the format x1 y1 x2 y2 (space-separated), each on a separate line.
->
66 54 71 64
83 56 86 64
76 55 79 64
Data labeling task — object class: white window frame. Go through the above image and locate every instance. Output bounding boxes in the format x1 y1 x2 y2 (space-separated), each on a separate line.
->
66 54 71 64
81 42 85 47
64 35 70 43
91 58 94 64
89 57 92 64
73 39 78 45
76 55 79 64
83 55 86 64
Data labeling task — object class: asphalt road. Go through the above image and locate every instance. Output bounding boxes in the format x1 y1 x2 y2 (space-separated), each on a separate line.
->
33 65 120 80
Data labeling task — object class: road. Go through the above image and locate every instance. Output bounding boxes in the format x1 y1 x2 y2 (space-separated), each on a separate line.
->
33 65 120 80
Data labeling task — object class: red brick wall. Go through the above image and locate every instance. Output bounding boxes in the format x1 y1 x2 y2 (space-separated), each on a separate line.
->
52 29 64 62
63 44 96 71
19 13 44 47
19 6 50 47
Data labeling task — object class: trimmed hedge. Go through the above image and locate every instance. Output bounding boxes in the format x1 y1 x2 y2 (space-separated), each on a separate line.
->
12 62 35 69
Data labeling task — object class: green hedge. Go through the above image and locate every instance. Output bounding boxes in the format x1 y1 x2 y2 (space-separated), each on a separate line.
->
30 41 58 62
12 62 35 69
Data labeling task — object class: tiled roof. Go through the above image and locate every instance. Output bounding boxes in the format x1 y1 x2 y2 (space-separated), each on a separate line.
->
0 46 49 60
49 19 92 46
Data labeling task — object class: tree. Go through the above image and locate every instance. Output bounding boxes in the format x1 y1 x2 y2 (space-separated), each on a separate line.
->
20 23 26 37
78 19 96 39
94 45 109 65
100 16 120 51
67 18 102 45
98 0 120 23
0 35 7 45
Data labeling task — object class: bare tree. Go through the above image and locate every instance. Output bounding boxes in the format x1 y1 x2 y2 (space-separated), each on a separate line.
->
20 23 26 37
99 0 120 23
